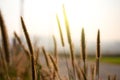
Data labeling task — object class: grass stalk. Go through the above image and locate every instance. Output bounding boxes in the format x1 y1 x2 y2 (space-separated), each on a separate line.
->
96 29 100 80
62 5 76 80
14 32 30 59
0 47 10 80
42 47 51 70
90 64 95 80
20 17 36 80
56 14 65 47
0 11 10 64
52 35 58 64
81 28 87 79
49 54 62 80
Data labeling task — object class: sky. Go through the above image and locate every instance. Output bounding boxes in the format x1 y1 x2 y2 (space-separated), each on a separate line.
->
0 0 120 43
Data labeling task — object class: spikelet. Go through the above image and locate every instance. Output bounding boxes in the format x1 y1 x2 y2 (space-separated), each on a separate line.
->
20 17 36 80
81 28 87 78
96 29 100 58
0 11 10 64
81 28 86 62
62 5 76 79
52 35 58 64
56 14 65 47
62 5 72 44
95 29 100 80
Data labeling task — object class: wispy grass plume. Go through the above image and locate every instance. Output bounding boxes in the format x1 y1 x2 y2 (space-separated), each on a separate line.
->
96 29 100 58
56 14 65 47
20 17 36 80
62 5 76 80
81 28 87 78
96 29 100 80
0 11 10 64
81 28 86 63
52 35 58 64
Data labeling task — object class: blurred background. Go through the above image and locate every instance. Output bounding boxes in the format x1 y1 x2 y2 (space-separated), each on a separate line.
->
0 0 120 55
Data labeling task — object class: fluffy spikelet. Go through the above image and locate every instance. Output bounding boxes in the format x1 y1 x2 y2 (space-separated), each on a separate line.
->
52 35 58 64
81 28 86 62
95 29 101 80
62 5 76 79
0 11 10 64
56 14 65 47
62 5 71 44
21 17 36 80
96 29 100 58
81 28 87 78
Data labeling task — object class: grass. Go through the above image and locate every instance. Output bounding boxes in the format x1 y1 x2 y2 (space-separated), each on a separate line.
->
87 56 120 65
0 6 118 80
100 56 120 65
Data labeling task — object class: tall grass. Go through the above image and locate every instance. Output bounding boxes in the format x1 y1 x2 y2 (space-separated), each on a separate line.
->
52 35 58 64
62 5 76 80
81 28 87 79
0 8 117 80
96 29 100 80
20 17 36 80
0 11 10 64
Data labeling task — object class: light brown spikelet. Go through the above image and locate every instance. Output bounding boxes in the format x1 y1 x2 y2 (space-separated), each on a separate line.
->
0 11 10 64
21 17 36 80
56 14 65 47
96 29 100 58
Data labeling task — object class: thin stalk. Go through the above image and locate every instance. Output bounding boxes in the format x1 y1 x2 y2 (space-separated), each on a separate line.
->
56 14 65 46
52 35 58 64
81 28 87 79
0 11 10 64
0 47 10 80
62 5 76 80
96 29 100 80
14 32 30 59
20 17 36 80
49 54 62 80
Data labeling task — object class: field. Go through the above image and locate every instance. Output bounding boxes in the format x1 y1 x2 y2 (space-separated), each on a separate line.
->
0 6 120 80
100 56 120 65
